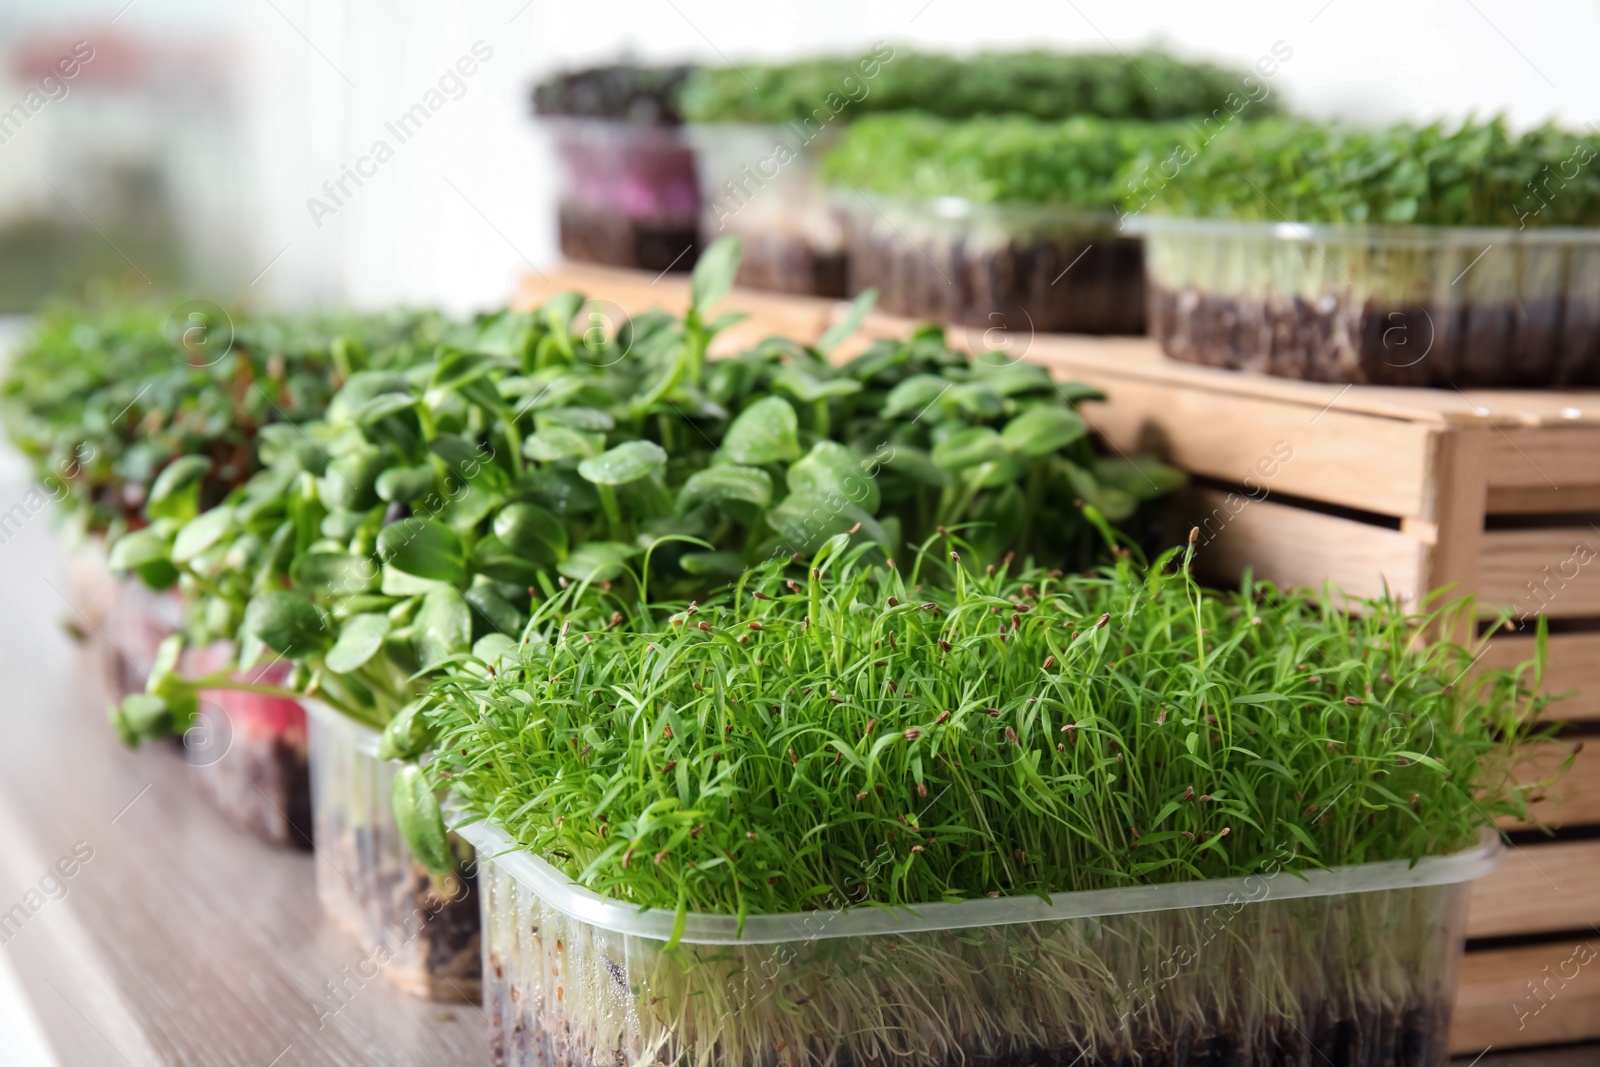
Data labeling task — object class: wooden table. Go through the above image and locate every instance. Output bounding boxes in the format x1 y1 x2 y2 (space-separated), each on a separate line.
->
0 445 491 1065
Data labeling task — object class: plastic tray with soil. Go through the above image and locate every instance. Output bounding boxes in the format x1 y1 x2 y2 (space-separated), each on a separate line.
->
1137 215 1600 387
461 816 1497 1067
688 124 847 297
545 117 701 273
306 700 481 1002
181 644 311 849
840 194 1145 335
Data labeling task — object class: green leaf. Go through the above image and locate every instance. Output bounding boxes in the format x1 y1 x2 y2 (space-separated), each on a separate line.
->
375 466 436 503
1095 456 1187 500
539 406 615 432
971 358 1055 395
680 550 747 576
291 551 378 596
787 441 879 514
472 536 542 585
318 446 386 512
392 764 451 874
377 697 429 760
354 392 418 426
948 382 1005 419
931 426 1006 469
109 529 170 572
690 236 743 312
557 541 635 582
524 426 604 462
882 374 951 420
677 466 773 513
766 491 887 556
377 518 466 584
773 367 862 404
465 585 527 636
723 397 800 465
149 456 211 504
492 503 567 564
324 613 391 674
243 591 329 655
1001 406 1088 456
327 371 411 425
578 440 667 486
816 288 878 354
414 585 473 668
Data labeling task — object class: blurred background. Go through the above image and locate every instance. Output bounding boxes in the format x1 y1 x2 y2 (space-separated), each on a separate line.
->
0 0 1594 315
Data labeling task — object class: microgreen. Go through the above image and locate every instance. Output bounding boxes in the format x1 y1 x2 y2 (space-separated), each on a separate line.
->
682 49 1280 126
103 240 1177 743
418 532 1556 916
825 113 1187 208
1130 116 1600 227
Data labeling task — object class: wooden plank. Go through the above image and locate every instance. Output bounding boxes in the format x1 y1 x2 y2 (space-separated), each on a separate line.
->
1419 427 1490 626
1500 741 1600 831
1478 528 1600 620
1477 631 1600 723
1489 484 1600 515
1058 374 1439 519
1486 427 1600 492
1451 940 1600 1053
1467 840 1600 938
1182 488 1427 604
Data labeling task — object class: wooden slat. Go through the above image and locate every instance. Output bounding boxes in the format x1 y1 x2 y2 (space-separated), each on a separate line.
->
1467 840 1600 938
1489 484 1600 515
1487 427 1600 491
1421 427 1489 629
1452 940 1600 1053
1478 631 1600 722
1499 741 1600 831
1182 488 1426 604
1059 373 1439 519
1478 528 1600 619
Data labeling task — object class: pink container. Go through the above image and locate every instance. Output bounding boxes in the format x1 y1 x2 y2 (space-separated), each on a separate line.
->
182 643 312 849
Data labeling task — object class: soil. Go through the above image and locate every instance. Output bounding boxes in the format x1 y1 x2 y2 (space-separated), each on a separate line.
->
328 820 481 1001
848 228 1146 335
483 980 1450 1067
733 231 849 298
558 200 699 273
1149 283 1600 386
190 729 313 850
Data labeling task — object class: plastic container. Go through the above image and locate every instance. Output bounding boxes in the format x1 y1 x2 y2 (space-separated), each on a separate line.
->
459 816 1500 1067
181 643 310 849
839 193 1145 334
544 117 701 273
1136 215 1600 386
99 576 183 697
305 700 481 1001
689 123 848 297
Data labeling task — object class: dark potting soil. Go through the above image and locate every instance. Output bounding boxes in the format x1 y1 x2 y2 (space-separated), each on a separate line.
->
484 979 1450 1067
1149 283 1600 387
557 200 699 273
347 823 482 1001
191 731 313 850
732 231 849 298
849 229 1146 336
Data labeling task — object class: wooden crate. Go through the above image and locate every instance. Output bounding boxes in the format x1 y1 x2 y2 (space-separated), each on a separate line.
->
517 265 1600 1054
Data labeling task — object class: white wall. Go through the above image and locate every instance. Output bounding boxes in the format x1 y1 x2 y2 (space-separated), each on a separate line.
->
12 0 1600 312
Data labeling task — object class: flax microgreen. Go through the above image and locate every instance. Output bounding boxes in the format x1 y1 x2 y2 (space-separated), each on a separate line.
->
418 530 1559 915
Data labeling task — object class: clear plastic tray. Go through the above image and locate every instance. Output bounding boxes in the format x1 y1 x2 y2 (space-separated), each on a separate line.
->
838 193 1145 334
1133 214 1600 386
305 700 481 1002
542 117 701 273
459 816 1499 1067
181 643 309 850
99 576 183 697
688 123 847 296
